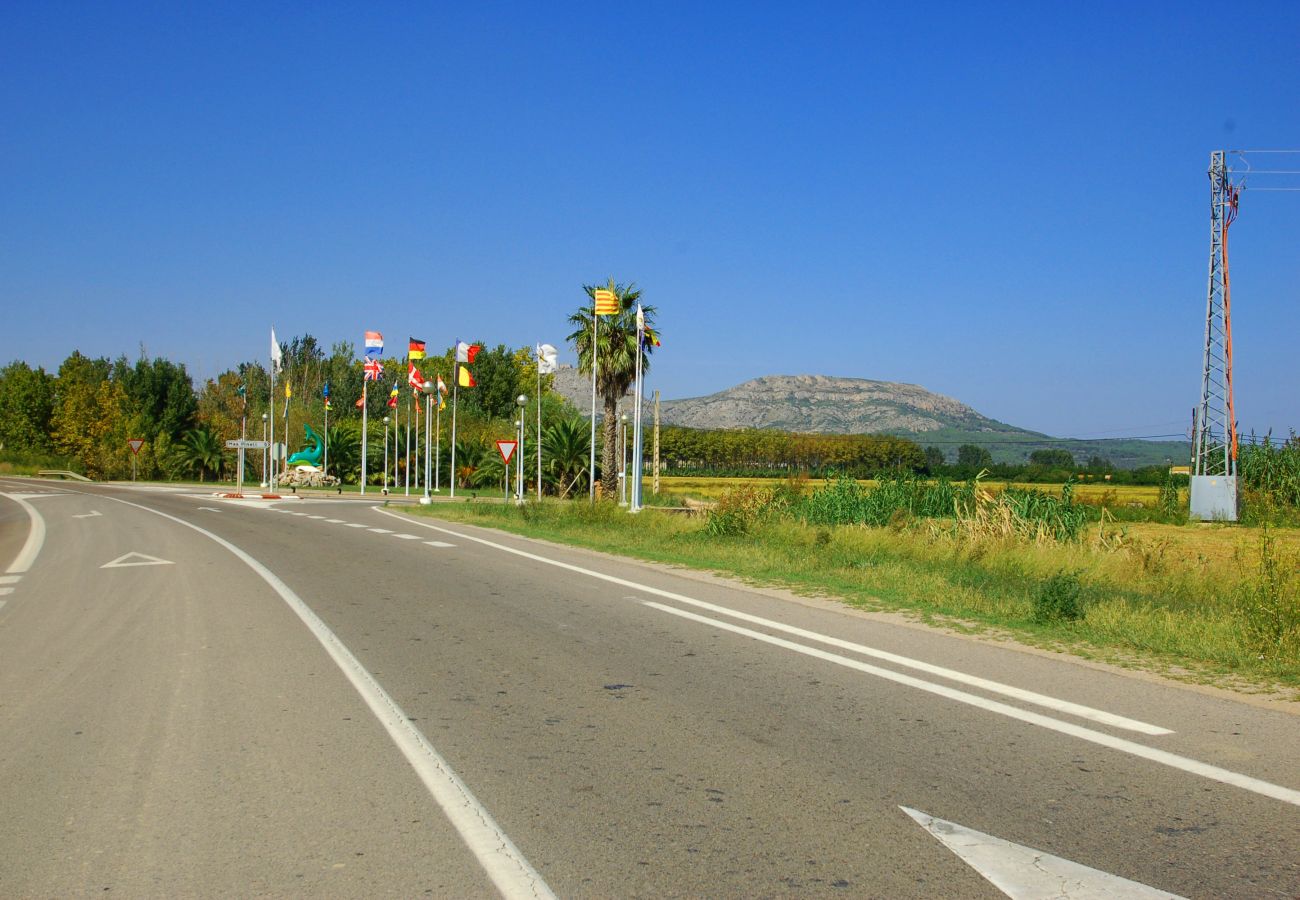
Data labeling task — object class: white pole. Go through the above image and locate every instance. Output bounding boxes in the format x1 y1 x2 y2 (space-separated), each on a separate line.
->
269 350 276 489
536 354 542 502
424 391 432 499
404 395 411 496
360 381 368 494
517 412 525 501
589 309 598 502
323 398 329 480
238 412 246 495
435 393 441 492
261 416 268 487
450 365 459 499
620 416 627 506
631 313 645 512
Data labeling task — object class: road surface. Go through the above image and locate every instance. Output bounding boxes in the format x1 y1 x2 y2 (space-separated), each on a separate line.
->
1 477 1296 897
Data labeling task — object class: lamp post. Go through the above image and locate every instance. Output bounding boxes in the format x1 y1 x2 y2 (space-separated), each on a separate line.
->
382 415 390 495
515 394 527 502
619 412 629 506
421 381 435 504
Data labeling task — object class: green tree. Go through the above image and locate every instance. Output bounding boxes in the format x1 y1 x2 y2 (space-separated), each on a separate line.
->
1029 448 1075 468
956 444 992 469
923 445 946 473
542 416 592 498
180 427 224 482
0 361 56 454
567 279 657 498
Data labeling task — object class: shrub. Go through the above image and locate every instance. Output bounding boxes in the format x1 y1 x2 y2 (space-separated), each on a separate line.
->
1033 571 1084 623
706 484 784 536
1237 530 1300 662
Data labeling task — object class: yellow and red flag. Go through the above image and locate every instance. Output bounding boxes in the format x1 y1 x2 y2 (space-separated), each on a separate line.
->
458 365 476 388
594 288 618 316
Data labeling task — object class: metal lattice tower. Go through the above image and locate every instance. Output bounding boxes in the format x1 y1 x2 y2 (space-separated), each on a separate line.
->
1193 150 1240 479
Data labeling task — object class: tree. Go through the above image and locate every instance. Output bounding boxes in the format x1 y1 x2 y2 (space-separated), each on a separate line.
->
180 427 224 482
0 361 56 455
923 445 946 473
567 279 657 498
956 444 992 469
1029 448 1074 468
542 416 592 498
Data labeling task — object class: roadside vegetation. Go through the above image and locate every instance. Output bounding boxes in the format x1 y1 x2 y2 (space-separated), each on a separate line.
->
410 461 1300 694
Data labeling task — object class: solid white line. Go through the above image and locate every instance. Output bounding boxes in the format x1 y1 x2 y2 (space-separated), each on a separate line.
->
2 493 46 574
647 601 1300 808
374 510 1166 734
377 510 1300 808
98 494 555 900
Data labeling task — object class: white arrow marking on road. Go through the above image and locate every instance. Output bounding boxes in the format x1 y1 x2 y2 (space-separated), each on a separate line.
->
900 806 1186 899
101 552 174 569
73 510 103 519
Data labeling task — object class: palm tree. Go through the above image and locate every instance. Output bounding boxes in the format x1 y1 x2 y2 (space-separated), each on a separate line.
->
180 427 223 482
542 416 592 499
567 279 657 499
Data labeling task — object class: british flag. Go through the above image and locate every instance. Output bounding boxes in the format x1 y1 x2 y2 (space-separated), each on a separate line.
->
363 358 383 381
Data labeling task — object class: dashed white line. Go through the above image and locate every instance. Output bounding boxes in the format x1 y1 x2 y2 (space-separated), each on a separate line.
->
0 587 13 596
369 528 393 534
393 534 422 540
307 515 326 520
346 523 368 529
424 541 455 548
326 519 345 524
0 575 20 584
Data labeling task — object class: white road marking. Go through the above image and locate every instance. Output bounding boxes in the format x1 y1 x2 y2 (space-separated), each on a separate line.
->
345 523 368 528
378 510 1300 809
326 519 345 524
0 588 12 596
94 493 554 900
648 601 1300 808
307 515 326 520
369 528 393 534
424 540 455 548
73 510 103 519
900 806 1186 899
0 575 20 584
2 493 46 574
101 552 174 569
197 506 222 512
393 534 422 540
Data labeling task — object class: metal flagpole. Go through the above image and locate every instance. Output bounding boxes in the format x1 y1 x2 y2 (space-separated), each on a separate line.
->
404 393 411 496
589 308 598 502
269 333 276 489
360 381 368 494
423 387 432 501
631 305 645 512
450 363 459 499
435 389 442 492
323 389 329 480
536 350 542 502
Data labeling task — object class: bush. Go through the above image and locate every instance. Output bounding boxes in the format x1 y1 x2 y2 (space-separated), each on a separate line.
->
705 485 785 536
1237 530 1300 662
1033 571 1084 623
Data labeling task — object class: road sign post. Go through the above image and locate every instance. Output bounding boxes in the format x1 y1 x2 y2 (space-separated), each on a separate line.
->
225 440 270 496
127 438 145 482
496 440 517 501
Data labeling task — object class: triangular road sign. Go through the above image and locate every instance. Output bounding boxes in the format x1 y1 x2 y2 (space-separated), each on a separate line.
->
900 807 1185 899
127 439 145 455
101 552 174 569
496 439 518 465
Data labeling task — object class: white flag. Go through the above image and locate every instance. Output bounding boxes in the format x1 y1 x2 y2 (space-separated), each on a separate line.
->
636 304 644 332
271 327 283 373
537 343 558 375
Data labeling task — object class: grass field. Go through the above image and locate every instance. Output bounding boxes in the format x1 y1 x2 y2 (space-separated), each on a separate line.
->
406 495 1300 696
652 475 1159 506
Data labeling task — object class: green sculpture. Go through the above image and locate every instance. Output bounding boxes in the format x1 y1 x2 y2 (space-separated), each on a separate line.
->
286 423 325 467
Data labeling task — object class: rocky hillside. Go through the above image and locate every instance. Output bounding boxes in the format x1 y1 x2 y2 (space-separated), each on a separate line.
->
548 368 1186 467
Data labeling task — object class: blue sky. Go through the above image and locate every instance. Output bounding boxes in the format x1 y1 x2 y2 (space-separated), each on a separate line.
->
2 2 1297 439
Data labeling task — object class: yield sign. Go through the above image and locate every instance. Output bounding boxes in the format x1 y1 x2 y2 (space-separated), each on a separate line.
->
127 439 145 456
102 552 173 569
495 439 518 465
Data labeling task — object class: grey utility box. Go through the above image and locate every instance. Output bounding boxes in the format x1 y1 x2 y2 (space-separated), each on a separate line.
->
1190 475 1238 522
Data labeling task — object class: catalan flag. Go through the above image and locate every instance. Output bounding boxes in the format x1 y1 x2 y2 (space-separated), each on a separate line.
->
408 337 426 360
594 288 618 316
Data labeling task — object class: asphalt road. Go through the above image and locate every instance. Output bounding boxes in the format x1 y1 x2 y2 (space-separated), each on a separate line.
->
1 477 1297 897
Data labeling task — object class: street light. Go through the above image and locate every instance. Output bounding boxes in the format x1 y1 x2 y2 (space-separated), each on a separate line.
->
421 381 435 504
516 394 527 502
382 415 390 495
619 412 629 506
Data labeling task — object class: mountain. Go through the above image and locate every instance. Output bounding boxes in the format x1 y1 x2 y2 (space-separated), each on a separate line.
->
548 369 1186 468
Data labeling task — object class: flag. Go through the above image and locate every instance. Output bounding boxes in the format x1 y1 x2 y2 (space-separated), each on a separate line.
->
458 366 476 388
408 337 426 360
271 328 283 373
408 362 423 390
284 382 292 399
636 304 644 332
323 382 331 410
455 340 481 364
355 396 364 408
436 374 447 395
364 331 384 358
537 343 558 375
363 357 383 381
594 288 618 315
237 383 247 409
387 381 400 408
643 327 661 347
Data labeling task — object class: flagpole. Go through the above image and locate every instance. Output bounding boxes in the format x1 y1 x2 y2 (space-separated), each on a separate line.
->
435 384 442 493
404 392 411 496
360 381 368 495
536 348 542 502
424 388 432 500
631 310 644 512
589 308 598 503
323 393 329 479
269 332 276 489
450 363 459 499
